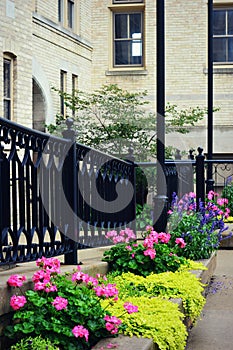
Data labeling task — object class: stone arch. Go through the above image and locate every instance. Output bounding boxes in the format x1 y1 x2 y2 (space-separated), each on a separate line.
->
33 79 46 131
32 57 54 129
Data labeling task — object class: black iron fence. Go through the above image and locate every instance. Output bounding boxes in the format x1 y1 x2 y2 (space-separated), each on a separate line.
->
1 115 232 267
0 118 136 266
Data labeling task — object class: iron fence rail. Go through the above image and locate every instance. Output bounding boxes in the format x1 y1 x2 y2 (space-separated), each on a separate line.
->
0 118 136 266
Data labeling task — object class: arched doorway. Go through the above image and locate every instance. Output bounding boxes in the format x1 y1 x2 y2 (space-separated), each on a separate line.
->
32 79 46 132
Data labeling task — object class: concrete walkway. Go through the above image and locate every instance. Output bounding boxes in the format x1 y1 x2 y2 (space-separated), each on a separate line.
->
186 249 233 350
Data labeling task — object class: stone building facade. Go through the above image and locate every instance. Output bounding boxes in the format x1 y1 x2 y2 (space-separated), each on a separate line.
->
1 0 233 153
0 0 92 130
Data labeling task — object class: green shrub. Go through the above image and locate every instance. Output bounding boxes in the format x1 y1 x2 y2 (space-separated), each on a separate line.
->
10 335 59 349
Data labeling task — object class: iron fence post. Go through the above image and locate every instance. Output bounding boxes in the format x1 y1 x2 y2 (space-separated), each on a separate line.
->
125 146 137 234
62 118 78 265
196 147 205 209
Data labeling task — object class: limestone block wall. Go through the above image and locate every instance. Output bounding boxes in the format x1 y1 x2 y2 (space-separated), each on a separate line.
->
0 0 33 127
91 0 156 106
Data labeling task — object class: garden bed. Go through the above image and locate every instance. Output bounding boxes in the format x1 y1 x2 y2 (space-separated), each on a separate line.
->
92 252 217 350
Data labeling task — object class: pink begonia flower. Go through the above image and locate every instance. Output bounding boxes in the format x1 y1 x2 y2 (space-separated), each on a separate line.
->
123 302 138 314
104 315 122 335
7 274 26 287
105 230 118 240
167 210 173 215
104 315 122 325
72 325 89 342
143 237 154 249
34 280 57 293
94 284 119 299
217 198 229 206
10 295 27 310
105 322 115 332
143 248 156 259
189 192 196 198
146 225 153 232
175 237 186 248
125 245 132 251
32 269 49 283
52 296 68 310
44 283 57 293
36 256 60 274
132 253 135 258
157 232 171 244
207 190 218 200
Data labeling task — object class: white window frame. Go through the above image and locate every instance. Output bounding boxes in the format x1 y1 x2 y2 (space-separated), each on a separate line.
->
58 0 77 32
3 55 14 120
60 70 67 116
113 10 144 68
213 7 233 63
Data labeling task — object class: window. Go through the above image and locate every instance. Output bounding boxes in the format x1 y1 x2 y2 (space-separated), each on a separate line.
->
113 12 143 66
4 57 13 120
72 74 78 117
213 8 233 63
67 0 74 29
60 70 67 116
58 0 63 23
58 0 76 31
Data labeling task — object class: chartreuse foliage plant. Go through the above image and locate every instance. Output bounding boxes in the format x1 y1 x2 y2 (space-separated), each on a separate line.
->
108 268 206 323
10 335 59 350
102 297 187 350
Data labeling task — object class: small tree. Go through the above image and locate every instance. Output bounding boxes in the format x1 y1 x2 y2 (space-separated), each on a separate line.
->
49 84 209 162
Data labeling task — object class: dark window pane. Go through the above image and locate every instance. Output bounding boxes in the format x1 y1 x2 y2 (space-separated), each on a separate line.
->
68 0 74 28
58 0 62 22
4 59 11 98
213 37 226 62
115 41 130 65
228 38 233 61
228 10 233 34
130 13 141 37
115 14 128 38
4 100 10 120
214 10 226 35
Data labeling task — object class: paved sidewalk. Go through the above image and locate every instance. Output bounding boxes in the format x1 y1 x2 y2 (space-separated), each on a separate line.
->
186 249 233 350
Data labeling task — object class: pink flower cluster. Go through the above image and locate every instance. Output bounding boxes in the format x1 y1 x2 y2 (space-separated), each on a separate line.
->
123 302 138 314
10 295 27 310
36 256 61 274
52 296 68 310
32 268 57 293
142 229 172 260
7 257 138 345
94 283 119 300
7 274 26 287
105 228 136 244
207 190 230 218
72 266 98 286
175 237 186 248
104 315 122 334
72 325 89 342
